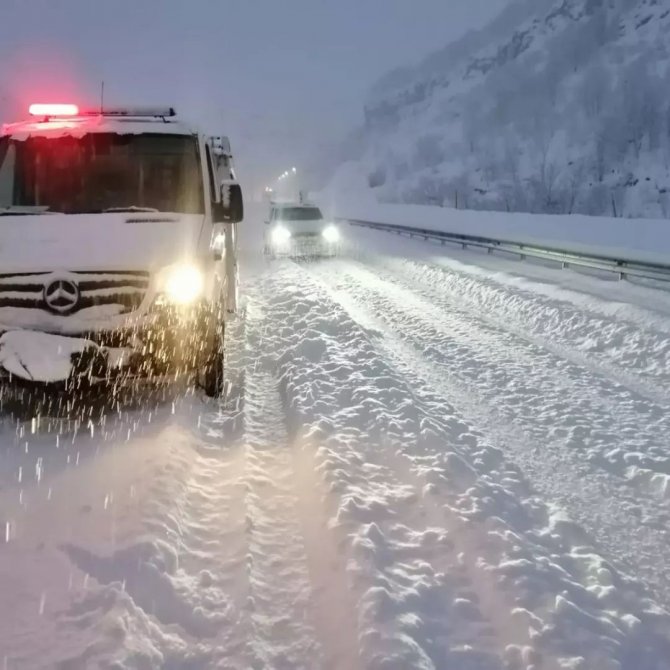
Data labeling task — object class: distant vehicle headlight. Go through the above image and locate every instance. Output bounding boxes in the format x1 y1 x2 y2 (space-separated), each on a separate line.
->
322 225 340 243
272 225 292 244
163 264 205 305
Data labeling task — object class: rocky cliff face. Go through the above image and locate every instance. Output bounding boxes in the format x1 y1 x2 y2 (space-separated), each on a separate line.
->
345 0 670 218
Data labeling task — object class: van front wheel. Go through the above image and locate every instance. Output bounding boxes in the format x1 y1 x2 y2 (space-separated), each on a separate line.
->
197 310 225 398
201 346 224 398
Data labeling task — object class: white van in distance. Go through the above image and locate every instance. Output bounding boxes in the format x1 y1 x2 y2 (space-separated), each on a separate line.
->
264 200 340 258
0 104 243 397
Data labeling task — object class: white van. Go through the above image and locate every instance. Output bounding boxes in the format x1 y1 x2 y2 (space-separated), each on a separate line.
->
264 200 340 258
0 104 243 397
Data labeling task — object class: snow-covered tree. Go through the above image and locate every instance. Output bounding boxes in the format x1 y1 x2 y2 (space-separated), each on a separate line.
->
338 0 670 218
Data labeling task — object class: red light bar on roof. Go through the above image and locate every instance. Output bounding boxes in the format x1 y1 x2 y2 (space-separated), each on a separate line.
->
84 106 176 118
29 103 79 117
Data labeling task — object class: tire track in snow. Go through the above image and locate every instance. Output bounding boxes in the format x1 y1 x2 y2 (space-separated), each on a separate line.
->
241 366 323 669
330 257 670 466
1 297 354 669
258 263 568 669
372 254 670 505
0 400 249 669
255 264 510 668
341 257 670 506
284 429 365 670
273 259 670 669
235 292 365 670
349 232 670 398
57 408 253 668
359 252 670 407
308 260 670 586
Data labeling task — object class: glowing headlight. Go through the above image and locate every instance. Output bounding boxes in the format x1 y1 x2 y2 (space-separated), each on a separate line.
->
322 225 340 243
163 264 205 305
271 225 292 244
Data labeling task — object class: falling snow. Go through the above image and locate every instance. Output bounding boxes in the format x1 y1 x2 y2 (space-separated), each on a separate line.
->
1 221 669 669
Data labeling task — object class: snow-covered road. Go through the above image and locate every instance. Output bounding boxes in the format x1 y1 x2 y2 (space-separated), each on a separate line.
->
2 222 670 669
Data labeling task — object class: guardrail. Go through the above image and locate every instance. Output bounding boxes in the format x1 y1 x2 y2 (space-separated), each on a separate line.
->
341 218 670 285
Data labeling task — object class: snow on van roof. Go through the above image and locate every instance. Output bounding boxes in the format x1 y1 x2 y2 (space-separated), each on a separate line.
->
1 114 198 141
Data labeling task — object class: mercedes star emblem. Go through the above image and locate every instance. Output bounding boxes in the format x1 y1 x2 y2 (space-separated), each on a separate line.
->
43 279 80 314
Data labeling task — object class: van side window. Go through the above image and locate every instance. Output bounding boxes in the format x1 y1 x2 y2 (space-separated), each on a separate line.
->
0 140 15 205
205 144 217 202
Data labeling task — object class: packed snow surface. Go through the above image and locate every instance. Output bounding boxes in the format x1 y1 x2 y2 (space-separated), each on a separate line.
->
1 218 670 669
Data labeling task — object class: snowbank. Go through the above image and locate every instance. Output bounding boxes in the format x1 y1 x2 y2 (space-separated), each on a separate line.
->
317 185 670 265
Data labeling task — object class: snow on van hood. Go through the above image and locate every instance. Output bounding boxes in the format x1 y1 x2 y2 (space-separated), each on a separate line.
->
0 212 205 272
0 330 127 382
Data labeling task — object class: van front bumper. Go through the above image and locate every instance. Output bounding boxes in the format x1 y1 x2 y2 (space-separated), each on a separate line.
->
0 305 217 385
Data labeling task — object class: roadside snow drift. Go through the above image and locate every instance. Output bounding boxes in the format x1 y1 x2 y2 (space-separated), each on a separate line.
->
318 189 670 265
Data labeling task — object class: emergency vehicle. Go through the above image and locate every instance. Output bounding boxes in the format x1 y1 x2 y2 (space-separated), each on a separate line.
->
0 104 243 396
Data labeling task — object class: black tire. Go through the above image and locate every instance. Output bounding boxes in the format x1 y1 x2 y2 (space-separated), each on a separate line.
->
201 344 224 398
198 306 225 398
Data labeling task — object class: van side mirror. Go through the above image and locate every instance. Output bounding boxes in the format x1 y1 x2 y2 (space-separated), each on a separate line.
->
213 181 244 223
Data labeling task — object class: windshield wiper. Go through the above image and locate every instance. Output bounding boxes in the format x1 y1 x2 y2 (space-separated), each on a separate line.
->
0 206 54 216
101 206 160 213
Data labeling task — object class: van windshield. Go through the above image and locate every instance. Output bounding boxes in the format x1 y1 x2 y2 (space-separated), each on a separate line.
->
0 133 204 215
276 207 323 221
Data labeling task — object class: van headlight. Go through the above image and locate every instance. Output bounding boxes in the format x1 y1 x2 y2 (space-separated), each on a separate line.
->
161 264 205 305
272 225 292 244
322 225 340 243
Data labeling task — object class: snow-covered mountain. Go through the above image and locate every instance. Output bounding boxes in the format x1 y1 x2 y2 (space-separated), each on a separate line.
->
337 0 670 218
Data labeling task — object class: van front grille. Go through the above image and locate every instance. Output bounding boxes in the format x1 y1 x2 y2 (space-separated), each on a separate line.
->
0 270 151 315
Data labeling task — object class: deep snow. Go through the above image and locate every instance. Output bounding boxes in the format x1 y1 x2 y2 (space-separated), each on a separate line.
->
1 212 670 669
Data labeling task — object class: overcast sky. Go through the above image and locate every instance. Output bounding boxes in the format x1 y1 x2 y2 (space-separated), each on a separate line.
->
0 0 509 192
